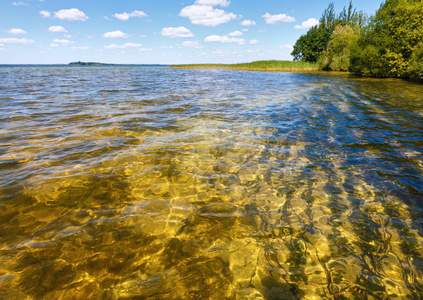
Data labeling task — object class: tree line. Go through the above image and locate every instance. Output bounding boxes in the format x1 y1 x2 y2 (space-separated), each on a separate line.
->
291 0 423 82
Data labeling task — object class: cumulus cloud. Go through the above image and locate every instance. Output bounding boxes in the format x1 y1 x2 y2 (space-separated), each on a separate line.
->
295 18 320 30
54 8 88 21
40 10 51 18
48 26 67 33
139 48 152 52
195 0 230 6
104 43 143 49
228 30 243 37
262 12 295 24
41 8 88 21
241 20 256 26
52 39 74 46
249 39 259 45
180 5 237 26
7 28 27 35
113 10 148 21
161 27 194 38
204 35 245 45
181 41 203 49
0 37 34 44
103 31 130 39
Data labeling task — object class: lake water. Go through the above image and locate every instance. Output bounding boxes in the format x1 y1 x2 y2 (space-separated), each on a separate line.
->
0 66 422 299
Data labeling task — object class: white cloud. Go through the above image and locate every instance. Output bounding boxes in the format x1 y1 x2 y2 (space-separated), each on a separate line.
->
228 30 243 37
161 27 194 38
204 35 245 45
7 28 27 35
0 37 34 44
54 8 88 21
40 10 51 18
139 48 153 52
249 39 259 45
113 10 148 21
241 20 256 26
280 44 294 51
295 18 320 30
71 46 90 50
195 0 230 6
181 41 203 49
13 2 28 6
103 31 130 39
52 39 74 46
104 43 142 49
262 12 295 24
180 5 237 26
48 26 67 33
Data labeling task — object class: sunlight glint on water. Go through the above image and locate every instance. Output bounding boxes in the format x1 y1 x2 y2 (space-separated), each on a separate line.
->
0 66 422 299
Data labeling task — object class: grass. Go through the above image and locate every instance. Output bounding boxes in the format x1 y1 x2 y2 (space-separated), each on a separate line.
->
171 60 319 72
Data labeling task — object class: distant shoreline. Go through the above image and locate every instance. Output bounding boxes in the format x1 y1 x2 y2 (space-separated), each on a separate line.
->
170 60 319 72
0 60 320 72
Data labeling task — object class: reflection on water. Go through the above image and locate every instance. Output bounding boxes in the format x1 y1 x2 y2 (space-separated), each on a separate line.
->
0 66 422 299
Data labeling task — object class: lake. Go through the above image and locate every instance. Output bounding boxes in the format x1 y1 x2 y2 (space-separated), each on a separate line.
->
0 66 422 299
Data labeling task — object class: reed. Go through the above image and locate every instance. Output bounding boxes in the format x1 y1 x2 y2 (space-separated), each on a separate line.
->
171 60 319 72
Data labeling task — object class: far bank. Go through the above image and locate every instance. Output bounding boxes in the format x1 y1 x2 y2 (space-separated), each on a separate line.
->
171 60 319 72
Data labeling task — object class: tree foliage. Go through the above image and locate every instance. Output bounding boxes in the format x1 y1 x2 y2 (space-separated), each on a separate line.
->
318 25 359 71
291 0 423 81
350 0 423 80
291 1 366 63
291 26 331 62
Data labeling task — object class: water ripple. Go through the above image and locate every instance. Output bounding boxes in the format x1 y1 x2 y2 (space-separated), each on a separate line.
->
0 67 422 299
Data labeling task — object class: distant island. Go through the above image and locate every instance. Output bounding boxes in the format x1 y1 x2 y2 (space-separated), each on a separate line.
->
69 61 113 66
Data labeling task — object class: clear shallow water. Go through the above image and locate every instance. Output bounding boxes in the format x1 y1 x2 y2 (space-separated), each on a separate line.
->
0 66 423 299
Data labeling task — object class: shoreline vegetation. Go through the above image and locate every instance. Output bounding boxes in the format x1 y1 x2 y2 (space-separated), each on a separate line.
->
291 0 423 82
171 60 318 72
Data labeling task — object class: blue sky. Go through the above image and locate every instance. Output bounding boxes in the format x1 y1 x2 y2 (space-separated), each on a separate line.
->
0 0 382 64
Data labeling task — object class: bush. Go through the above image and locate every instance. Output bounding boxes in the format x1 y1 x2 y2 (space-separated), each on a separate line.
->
407 42 423 82
349 44 387 77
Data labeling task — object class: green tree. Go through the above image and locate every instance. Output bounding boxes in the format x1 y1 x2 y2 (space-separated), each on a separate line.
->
291 25 331 62
318 25 359 71
291 3 336 62
291 2 367 63
338 1 368 29
350 0 423 79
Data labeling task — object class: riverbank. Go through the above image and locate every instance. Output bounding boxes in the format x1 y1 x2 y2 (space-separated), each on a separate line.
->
171 60 319 72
